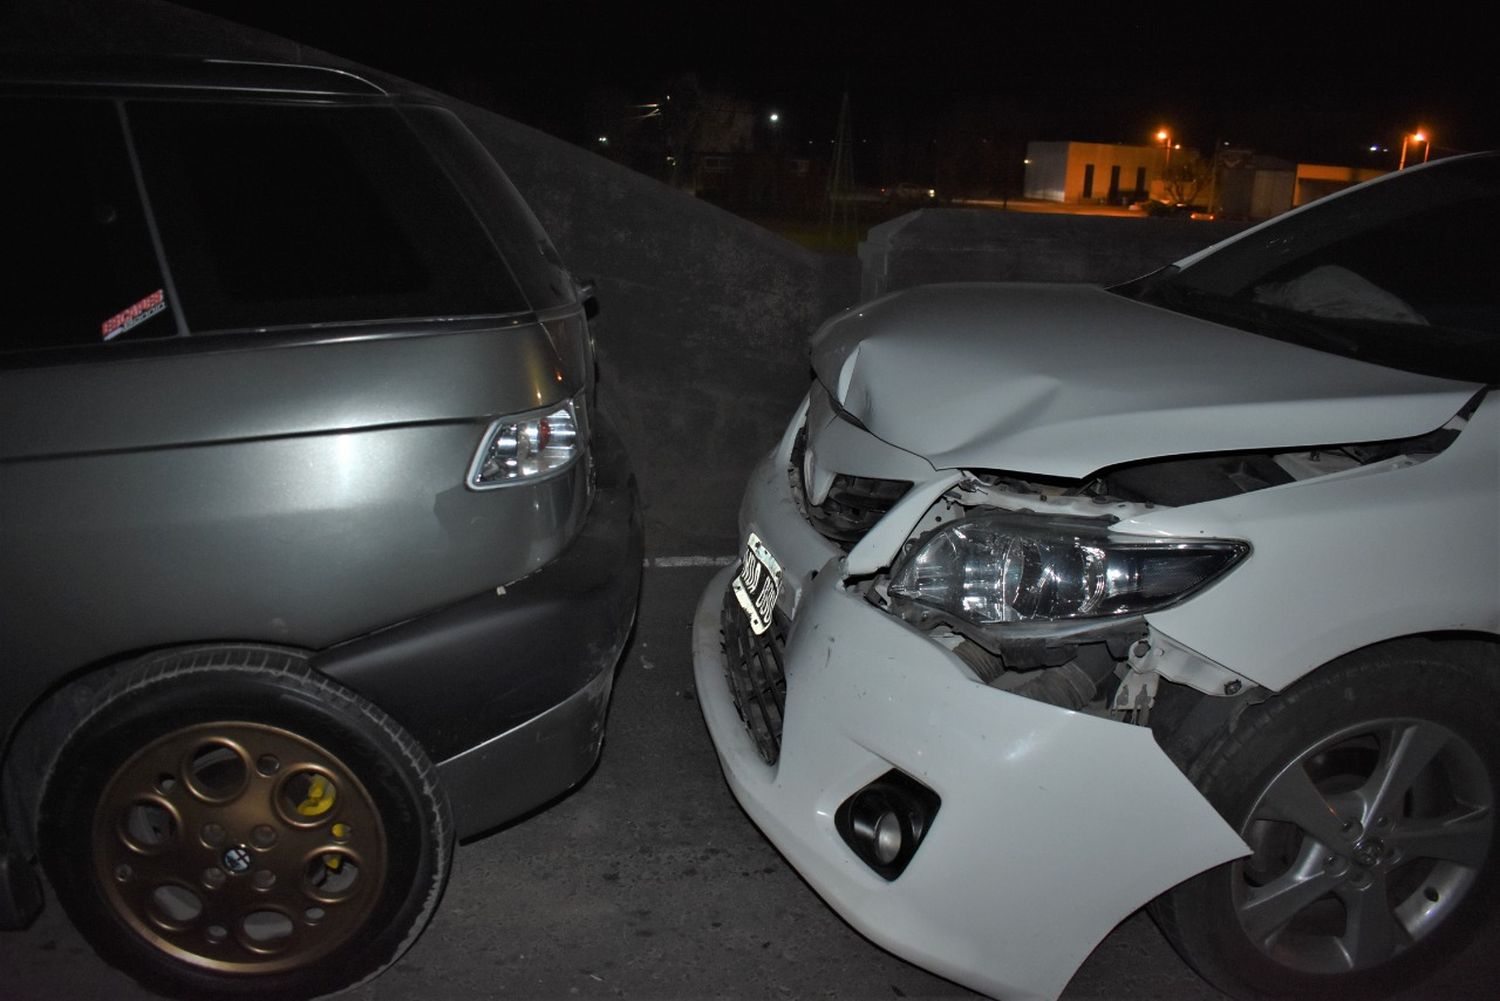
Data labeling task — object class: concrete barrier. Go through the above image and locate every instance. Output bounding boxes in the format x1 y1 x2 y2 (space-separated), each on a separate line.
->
859 208 1250 299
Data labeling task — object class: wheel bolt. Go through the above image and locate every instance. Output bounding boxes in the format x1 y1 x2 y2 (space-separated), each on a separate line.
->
1375 815 1391 829
252 869 276 890
202 822 227 846
114 864 133 882
251 824 278 849
1341 819 1363 839
1323 855 1348 876
203 866 227 889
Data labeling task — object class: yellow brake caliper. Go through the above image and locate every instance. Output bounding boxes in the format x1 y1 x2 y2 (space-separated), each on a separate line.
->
296 776 336 818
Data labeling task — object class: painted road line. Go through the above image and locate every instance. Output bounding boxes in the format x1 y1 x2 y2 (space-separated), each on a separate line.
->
645 556 737 568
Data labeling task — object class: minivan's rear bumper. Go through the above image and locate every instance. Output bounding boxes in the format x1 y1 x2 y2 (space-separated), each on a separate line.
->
315 412 642 839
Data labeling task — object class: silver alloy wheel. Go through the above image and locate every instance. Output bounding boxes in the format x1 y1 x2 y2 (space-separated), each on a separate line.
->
1232 716 1493 974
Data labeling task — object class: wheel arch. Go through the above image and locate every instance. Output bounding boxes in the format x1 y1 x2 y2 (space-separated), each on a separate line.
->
1 642 318 860
1153 630 1500 785
1149 628 1500 999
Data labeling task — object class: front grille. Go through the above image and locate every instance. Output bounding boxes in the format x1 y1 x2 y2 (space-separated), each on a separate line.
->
791 428 910 548
721 584 789 765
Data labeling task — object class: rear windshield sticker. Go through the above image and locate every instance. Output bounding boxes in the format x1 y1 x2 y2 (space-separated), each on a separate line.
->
102 289 166 341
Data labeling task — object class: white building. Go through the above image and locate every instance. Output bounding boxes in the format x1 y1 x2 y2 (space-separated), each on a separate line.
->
1023 141 1163 204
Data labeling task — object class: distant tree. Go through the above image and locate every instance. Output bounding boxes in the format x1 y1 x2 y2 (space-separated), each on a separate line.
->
928 94 1036 200
603 73 756 189
582 84 636 163
1162 151 1212 205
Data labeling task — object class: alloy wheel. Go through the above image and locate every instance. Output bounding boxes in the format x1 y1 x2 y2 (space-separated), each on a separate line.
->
1231 716 1493 973
93 721 387 974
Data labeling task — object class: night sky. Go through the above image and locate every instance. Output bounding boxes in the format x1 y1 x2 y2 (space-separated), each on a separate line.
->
178 1 1493 171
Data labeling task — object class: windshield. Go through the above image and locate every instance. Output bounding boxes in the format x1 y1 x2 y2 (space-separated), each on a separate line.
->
1115 153 1499 384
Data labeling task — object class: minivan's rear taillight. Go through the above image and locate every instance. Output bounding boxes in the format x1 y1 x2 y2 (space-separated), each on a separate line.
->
467 396 586 489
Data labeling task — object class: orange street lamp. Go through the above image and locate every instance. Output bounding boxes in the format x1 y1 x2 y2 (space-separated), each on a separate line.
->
1398 130 1430 170
1157 128 1172 170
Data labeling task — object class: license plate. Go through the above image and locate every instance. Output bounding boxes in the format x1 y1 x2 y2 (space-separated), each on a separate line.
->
731 531 782 635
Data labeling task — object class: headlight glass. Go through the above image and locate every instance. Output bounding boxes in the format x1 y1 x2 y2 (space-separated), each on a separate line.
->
467 396 585 489
888 513 1246 623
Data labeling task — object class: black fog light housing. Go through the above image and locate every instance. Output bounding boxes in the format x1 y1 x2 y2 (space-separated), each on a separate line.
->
835 769 941 880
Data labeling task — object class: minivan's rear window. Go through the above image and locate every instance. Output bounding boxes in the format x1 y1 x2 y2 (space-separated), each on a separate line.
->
128 101 529 332
402 106 577 312
1 96 174 352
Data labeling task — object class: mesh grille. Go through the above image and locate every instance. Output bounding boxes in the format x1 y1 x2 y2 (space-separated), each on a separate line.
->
791 428 910 548
721 584 789 765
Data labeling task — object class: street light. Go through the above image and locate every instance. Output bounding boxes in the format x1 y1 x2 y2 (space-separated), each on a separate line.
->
1398 130 1429 170
768 111 780 124
1156 128 1172 170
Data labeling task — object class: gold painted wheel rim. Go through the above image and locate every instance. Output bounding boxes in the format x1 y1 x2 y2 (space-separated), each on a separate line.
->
94 722 388 974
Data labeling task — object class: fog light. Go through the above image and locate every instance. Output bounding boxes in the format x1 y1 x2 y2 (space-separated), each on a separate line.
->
874 812 903 864
836 770 941 880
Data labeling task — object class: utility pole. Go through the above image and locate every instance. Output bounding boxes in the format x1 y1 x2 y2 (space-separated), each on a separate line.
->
826 90 855 237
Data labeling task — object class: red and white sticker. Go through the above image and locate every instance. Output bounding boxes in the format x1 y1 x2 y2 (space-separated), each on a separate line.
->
102 289 166 341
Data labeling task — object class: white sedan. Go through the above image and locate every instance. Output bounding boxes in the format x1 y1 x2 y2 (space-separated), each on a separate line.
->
694 153 1499 1000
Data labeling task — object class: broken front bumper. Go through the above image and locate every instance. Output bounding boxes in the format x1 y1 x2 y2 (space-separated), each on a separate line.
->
692 450 1247 1001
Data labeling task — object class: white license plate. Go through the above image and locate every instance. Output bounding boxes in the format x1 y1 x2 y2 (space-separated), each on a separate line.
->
731 531 783 635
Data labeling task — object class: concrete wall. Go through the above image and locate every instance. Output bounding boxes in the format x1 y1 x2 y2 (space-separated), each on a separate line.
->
859 209 1250 300
2 0 859 555
446 112 857 554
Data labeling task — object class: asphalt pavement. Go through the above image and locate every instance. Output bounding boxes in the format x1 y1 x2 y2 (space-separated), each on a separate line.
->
4 566 1498 1000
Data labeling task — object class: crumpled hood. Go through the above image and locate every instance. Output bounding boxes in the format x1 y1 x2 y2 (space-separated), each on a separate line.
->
809 283 1480 478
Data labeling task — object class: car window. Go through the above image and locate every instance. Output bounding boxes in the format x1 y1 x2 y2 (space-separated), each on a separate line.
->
0 96 175 352
1122 155 1500 384
402 106 577 311
127 100 529 332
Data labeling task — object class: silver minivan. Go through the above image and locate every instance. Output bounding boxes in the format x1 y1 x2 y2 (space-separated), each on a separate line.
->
0 58 641 999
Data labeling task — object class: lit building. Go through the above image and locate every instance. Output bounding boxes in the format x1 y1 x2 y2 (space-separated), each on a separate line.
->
1025 141 1389 220
1022 141 1163 204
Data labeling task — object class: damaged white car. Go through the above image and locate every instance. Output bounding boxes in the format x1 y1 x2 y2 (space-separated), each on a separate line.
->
693 152 1499 1001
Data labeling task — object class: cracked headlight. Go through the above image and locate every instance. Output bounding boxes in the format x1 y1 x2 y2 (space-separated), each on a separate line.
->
888 513 1247 623
467 396 586 489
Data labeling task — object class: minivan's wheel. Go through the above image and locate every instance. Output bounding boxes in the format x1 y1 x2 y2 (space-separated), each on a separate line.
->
38 647 452 1001
1153 642 1500 1000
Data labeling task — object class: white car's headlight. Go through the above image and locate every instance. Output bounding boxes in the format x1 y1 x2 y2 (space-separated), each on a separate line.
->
888 513 1247 623
467 396 586 489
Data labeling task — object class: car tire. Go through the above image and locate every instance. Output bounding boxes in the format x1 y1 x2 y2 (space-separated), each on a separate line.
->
1152 639 1500 1000
37 646 453 1001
